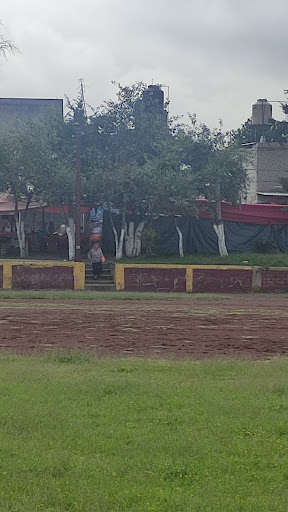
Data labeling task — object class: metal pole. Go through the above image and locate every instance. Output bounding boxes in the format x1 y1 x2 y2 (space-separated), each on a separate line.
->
74 125 81 262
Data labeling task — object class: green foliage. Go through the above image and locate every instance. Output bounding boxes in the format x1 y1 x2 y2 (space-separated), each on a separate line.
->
119 251 288 267
232 118 288 145
0 290 226 301
254 239 276 254
141 226 158 254
173 117 249 220
0 113 68 208
0 355 287 511
200 146 249 206
84 82 198 220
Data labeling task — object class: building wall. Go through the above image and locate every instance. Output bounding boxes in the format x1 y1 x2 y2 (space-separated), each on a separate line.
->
242 147 257 203
242 143 288 203
0 98 63 124
256 143 288 193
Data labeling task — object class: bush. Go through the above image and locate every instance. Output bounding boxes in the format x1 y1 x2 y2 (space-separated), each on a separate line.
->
254 239 276 254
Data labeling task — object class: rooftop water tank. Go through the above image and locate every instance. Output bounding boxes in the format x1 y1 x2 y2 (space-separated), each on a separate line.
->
142 85 165 112
252 99 272 125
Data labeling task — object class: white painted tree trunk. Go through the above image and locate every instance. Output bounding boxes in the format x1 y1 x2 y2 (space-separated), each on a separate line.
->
67 217 75 261
117 225 125 260
132 221 145 257
213 222 228 257
109 209 126 260
175 221 184 258
125 221 134 258
15 212 27 258
214 190 228 257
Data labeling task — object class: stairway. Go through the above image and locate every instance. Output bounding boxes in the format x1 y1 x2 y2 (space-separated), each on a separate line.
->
85 262 115 291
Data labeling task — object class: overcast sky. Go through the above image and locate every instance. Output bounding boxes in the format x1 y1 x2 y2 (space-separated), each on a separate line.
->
1 0 288 129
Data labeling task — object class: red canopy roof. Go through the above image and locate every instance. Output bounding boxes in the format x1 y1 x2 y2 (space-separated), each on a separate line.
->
0 195 43 215
0 195 90 216
197 200 288 225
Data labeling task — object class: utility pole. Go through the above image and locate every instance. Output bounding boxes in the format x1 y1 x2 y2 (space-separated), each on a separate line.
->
74 78 87 262
74 122 81 262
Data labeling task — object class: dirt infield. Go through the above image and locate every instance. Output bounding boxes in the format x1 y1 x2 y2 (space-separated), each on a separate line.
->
1 295 288 359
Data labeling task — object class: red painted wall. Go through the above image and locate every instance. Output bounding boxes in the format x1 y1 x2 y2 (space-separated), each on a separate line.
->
124 267 186 292
12 265 74 290
193 269 253 293
262 270 288 291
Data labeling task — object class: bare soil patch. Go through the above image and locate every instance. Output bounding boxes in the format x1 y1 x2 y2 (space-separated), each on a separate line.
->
1 295 288 358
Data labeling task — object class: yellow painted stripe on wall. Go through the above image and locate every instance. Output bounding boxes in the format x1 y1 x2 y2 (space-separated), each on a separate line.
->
2 262 12 289
0 260 79 267
116 263 256 271
73 263 85 290
186 267 193 293
114 265 125 291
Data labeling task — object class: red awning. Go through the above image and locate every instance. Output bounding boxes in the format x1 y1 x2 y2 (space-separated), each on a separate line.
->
0 194 43 215
197 200 288 225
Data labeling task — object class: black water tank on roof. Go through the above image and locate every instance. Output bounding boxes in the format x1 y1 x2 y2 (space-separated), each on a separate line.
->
142 85 164 112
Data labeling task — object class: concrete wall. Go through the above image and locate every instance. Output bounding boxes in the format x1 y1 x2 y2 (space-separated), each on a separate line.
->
257 143 288 193
242 147 257 203
0 261 85 290
242 143 288 203
114 264 288 293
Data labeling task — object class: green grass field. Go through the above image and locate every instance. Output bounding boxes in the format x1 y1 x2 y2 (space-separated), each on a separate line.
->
0 355 287 511
119 251 288 267
0 290 228 301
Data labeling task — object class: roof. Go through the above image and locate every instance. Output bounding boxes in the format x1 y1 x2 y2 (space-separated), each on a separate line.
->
0 194 43 215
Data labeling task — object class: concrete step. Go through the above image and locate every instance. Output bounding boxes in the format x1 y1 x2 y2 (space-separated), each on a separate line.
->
86 266 111 272
85 278 114 285
85 274 113 281
85 271 113 278
85 282 116 291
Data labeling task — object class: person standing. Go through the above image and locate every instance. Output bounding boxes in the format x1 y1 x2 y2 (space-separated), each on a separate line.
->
88 242 105 279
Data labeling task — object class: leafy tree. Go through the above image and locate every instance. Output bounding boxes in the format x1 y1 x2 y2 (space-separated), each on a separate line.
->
175 117 249 256
84 82 198 258
200 146 248 256
0 115 66 257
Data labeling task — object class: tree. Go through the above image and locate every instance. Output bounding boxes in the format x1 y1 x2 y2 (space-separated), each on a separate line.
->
175 117 249 256
0 115 65 257
84 82 197 259
200 147 248 256
41 85 89 260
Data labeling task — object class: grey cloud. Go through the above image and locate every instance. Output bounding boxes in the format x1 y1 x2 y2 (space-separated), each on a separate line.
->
1 0 288 129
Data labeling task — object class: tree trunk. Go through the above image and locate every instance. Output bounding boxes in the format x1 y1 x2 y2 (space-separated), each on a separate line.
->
67 217 75 261
213 222 228 257
117 210 126 260
213 189 228 257
174 217 184 257
125 221 134 258
108 207 126 260
132 221 145 257
15 211 26 258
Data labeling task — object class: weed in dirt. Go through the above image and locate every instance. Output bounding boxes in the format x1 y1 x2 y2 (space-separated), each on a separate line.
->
0 290 230 301
0 355 287 511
